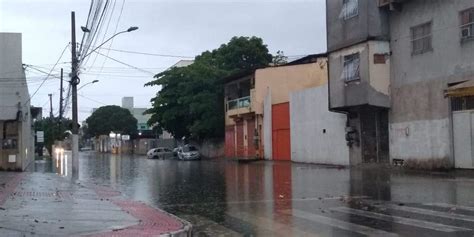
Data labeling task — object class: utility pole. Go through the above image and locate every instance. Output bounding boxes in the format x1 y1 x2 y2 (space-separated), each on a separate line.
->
48 94 53 118
59 68 63 120
71 11 79 177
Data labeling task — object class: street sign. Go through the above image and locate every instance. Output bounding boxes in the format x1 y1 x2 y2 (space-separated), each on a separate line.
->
121 135 130 140
37 131 44 143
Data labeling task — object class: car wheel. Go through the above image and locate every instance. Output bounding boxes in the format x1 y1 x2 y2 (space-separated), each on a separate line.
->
153 156 159 159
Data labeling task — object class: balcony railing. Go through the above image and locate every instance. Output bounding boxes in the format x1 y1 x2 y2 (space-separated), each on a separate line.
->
227 96 251 110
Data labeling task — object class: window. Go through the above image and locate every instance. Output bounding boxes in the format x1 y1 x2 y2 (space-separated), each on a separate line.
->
452 96 474 111
341 53 360 82
460 8 474 41
411 22 432 55
339 0 358 20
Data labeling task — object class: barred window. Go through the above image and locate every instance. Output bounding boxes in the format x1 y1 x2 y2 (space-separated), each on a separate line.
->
342 53 360 82
452 96 474 111
339 0 358 20
460 8 474 41
411 22 432 55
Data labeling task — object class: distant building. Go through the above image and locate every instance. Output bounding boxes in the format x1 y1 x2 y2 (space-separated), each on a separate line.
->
121 97 151 132
0 33 34 171
171 59 194 68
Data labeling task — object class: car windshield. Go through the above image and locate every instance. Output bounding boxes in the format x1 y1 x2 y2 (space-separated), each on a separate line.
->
182 146 197 152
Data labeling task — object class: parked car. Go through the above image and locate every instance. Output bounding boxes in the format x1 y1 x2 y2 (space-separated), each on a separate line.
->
172 147 180 157
147 147 174 159
177 145 200 160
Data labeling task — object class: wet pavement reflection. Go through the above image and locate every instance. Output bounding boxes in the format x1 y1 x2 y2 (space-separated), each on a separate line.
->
34 152 474 236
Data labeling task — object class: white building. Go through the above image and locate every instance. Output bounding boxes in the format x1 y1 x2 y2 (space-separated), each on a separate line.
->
0 33 34 171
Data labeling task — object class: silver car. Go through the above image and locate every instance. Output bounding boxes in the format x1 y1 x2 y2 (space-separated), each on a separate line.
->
177 145 200 160
147 147 174 159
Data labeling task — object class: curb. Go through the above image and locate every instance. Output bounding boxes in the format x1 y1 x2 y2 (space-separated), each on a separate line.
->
159 213 193 237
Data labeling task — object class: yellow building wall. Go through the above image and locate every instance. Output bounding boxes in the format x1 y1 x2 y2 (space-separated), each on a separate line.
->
253 59 328 114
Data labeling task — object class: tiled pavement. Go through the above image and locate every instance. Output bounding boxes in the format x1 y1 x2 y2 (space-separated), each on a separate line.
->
0 172 191 237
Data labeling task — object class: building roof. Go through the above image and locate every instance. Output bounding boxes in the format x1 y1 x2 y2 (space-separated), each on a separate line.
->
171 60 194 68
445 80 474 97
222 53 327 84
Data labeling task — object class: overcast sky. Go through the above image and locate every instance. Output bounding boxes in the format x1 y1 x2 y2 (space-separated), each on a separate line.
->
0 0 326 122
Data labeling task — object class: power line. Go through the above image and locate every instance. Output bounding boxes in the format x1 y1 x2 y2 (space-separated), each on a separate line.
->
105 48 195 59
92 0 126 82
78 94 107 105
25 44 70 105
92 50 156 75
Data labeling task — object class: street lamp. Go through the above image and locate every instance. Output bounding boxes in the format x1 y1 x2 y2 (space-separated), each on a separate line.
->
70 11 139 178
80 26 139 60
77 80 99 91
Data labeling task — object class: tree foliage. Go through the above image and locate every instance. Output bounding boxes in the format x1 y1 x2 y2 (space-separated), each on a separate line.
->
34 117 74 155
85 105 137 137
145 36 273 140
272 50 288 65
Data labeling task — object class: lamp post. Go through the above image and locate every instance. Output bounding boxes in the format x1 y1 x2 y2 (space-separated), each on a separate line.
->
70 11 138 177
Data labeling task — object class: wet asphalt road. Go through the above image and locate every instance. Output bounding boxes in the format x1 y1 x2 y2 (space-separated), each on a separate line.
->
35 152 474 236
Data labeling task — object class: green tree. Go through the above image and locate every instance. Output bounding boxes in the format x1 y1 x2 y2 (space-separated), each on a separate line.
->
34 117 74 155
145 36 273 140
272 50 288 65
85 105 137 137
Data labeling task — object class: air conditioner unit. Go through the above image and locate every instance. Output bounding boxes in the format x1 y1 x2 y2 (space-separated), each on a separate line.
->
461 27 471 39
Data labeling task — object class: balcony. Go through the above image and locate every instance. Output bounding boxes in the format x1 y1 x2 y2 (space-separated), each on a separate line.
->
226 96 253 117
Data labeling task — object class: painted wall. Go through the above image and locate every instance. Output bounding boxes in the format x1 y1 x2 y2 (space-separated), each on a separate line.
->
328 41 390 110
290 85 349 165
389 1 474 163
254 59 328 115
326 0 389 52
263 89 272 160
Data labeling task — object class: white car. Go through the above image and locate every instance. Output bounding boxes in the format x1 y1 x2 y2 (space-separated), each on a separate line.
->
147 147 174 159
177 145 201 160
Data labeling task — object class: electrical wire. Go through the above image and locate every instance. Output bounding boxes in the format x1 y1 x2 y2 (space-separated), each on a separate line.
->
85 0 116 70
92 50 156 75
25 44 70 105
78 94 107 105
92 0 126 82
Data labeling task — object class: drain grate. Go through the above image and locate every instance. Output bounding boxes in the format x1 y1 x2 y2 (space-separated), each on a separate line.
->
12 191 73 199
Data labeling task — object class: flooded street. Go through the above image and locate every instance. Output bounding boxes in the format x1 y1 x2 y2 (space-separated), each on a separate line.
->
35 152 474 236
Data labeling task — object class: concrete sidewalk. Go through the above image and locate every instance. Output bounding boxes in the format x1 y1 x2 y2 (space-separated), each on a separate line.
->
0 172 191 237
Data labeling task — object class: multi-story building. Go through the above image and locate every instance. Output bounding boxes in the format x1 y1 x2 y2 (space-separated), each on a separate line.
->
0 33 34 171
224 55 349 165
327 0 391 165
121 97 153 133
327 0 474 168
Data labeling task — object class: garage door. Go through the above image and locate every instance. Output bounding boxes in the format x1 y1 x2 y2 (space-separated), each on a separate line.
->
236 121 244 157
225 125 235 158
272 103 291 161
247 119 256 157
454 111 474 169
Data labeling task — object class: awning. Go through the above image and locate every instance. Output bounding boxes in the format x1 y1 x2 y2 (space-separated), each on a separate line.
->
445 80 474 97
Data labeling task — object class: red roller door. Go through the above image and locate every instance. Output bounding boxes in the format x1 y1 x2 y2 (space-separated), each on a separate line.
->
225 125 235 158
246 119 256 157
272 103 291 161
236 121 244 157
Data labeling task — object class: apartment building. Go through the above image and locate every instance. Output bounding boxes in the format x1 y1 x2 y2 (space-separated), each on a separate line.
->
327 0 474 168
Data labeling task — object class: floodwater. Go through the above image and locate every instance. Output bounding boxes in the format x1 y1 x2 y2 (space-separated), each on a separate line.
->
35 151 474 236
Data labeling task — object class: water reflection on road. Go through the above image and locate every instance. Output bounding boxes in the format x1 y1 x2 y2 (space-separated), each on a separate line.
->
34 152 474 236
